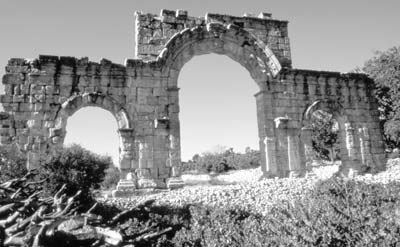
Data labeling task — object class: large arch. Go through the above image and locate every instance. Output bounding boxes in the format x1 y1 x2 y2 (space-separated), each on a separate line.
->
158 23 282 86
51 93 135 174
154 22 282 178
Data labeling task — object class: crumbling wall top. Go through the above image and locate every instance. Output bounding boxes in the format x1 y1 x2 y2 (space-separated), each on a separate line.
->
135 9 292 67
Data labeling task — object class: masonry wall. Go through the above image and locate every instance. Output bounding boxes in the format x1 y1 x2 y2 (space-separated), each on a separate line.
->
257 68 386 177
135 9 292 67
0 55 179 186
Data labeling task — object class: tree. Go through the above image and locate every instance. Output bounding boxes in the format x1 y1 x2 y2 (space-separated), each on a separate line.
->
362 46 400 148
311 112 339 162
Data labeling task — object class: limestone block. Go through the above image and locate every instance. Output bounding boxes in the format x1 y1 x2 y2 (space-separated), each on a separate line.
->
110 76 126 88
59 86 72 97
4 85 14 95
78 76 90 87
115 179 137 191
2 73 24 85
58 74 74 86
49 128 64 137
17 135 28 146
14 112 30 121
136 105 154 113
0 136 11 144
153 87 167 96
52 136 62 144
29 74 54 86
167 104 179 113
119 158 132 170
0 128 15 136
166 177 184 189
14 120 26 128
137 178 157 188
146 96 158 105
0 95 12 104
30 84 45 95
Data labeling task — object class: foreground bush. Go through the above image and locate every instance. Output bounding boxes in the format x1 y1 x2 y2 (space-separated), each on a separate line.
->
39 144 112 204
172 177 400 246
0 144 27 183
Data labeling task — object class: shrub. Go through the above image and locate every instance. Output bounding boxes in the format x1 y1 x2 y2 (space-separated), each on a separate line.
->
101 165 121 190
172 178 400 246
0 144 27 183
38 144 112 204
181 147 260 174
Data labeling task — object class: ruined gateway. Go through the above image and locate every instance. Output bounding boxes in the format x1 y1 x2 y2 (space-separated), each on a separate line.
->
0 9 386 190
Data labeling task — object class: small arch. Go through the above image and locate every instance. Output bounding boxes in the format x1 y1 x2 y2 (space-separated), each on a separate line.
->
158 23 282 88
302 99 346 127
300 99 363 175
54 92 131 131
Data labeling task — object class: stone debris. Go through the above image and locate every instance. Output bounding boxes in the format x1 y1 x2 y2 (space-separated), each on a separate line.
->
101 159 400 216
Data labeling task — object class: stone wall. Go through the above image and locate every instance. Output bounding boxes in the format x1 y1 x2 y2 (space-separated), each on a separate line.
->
135 9 291 67
0 9 386 190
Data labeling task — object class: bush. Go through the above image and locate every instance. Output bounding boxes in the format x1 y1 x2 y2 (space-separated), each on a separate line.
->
172 178 400 246
101 165 121 190
38 144 112 204
181 147 260 174
0 144 27 183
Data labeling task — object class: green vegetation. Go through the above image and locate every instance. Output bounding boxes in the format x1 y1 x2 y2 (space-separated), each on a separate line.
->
169 177 400 246
0 143 27 183
37 144 112 203
362 46 400 149
181 147 260 174
0 144 113 204
311 112 340 162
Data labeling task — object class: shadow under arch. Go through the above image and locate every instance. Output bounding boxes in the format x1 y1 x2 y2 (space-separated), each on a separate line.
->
158 22 283 88
52 92 134 172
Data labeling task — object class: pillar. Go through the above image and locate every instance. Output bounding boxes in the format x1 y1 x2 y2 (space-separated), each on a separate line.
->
340 122 362 175
274 117 305 177
300 126 314 172
117 128 135 178
255 89 278 178
263 136 278 177
166 131 184 189
135 139 157 188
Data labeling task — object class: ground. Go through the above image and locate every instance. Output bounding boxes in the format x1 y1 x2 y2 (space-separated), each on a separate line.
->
100 159 400 215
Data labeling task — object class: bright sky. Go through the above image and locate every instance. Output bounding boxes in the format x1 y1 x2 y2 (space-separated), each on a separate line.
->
0 0 399 164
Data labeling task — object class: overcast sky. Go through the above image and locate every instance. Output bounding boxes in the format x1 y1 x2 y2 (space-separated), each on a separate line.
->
0 0 399 164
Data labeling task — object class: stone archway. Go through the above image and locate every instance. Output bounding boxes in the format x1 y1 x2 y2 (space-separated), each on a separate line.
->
156 23 282 178
301 99 364 176
51 92 135 176
0 9 387 190
159 22 282 84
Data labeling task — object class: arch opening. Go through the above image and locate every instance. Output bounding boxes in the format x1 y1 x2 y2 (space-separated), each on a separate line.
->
64 106 120 166
301 100 359 176
178 53 261 174
161 23 282 88
51 94 134 175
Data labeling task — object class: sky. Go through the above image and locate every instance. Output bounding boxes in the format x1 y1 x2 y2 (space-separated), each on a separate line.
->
0 0 399 164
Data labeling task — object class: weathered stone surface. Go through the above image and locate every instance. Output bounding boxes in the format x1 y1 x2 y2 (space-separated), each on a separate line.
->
0 9 387 189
